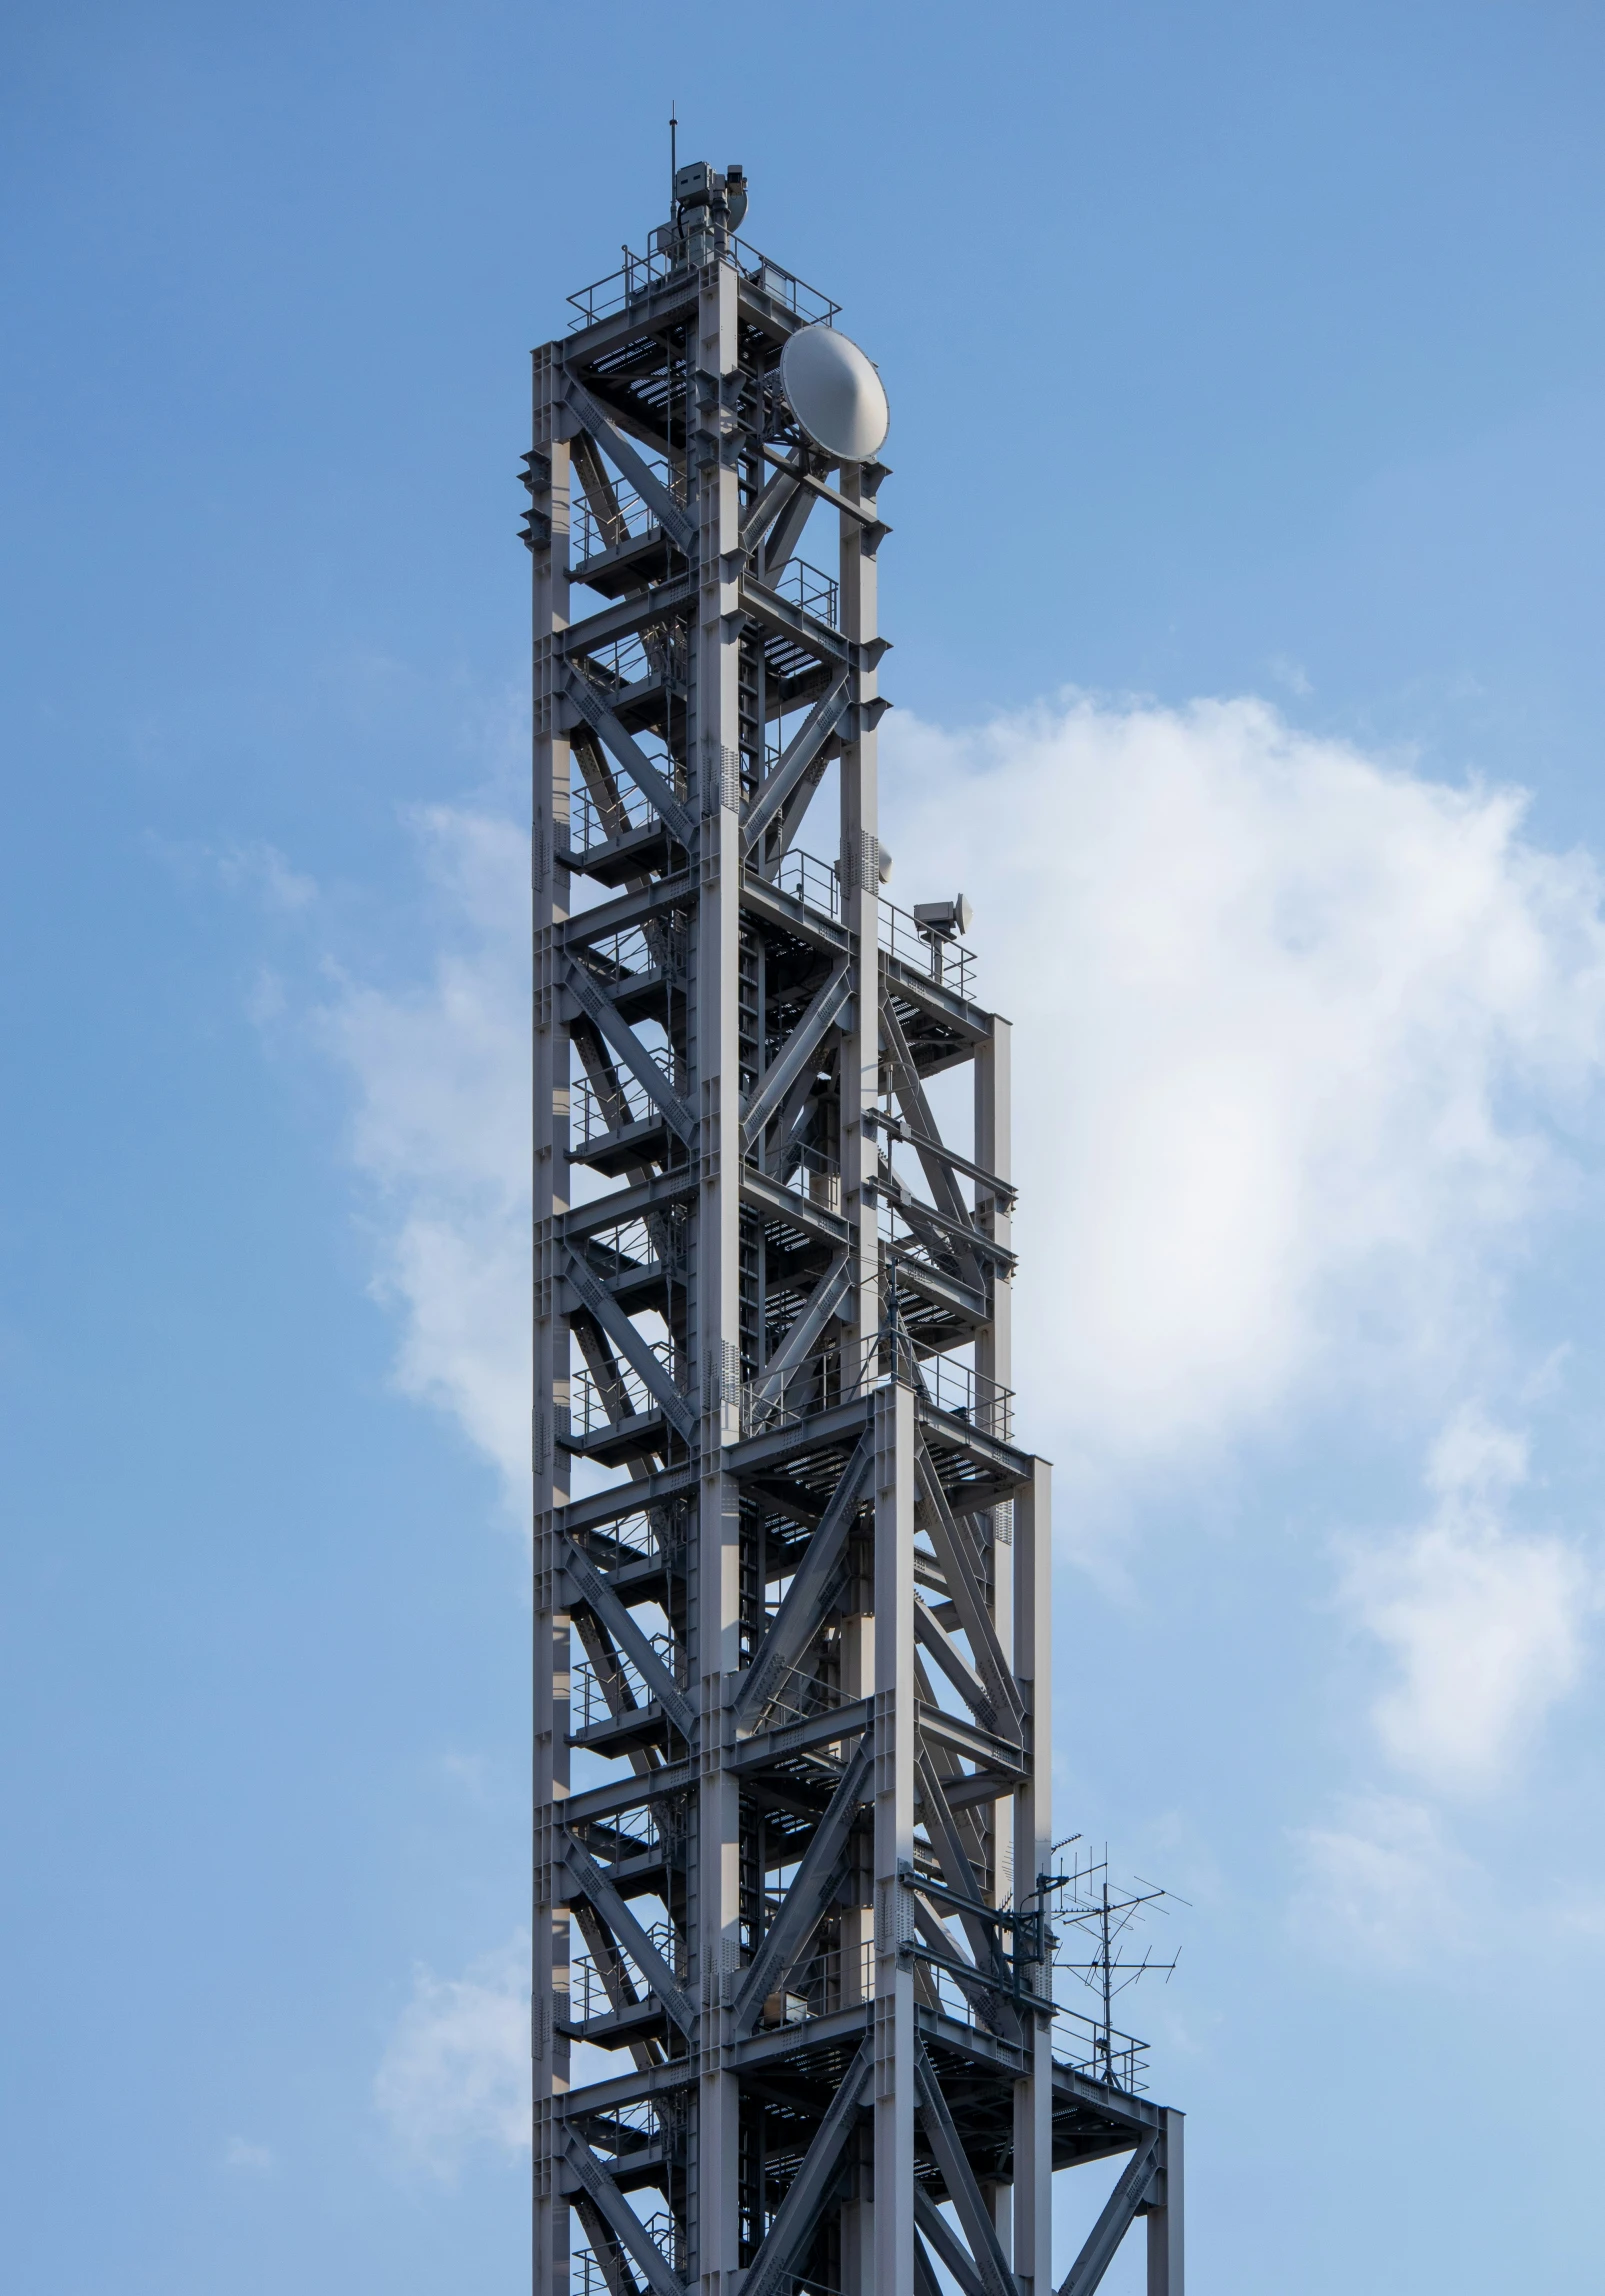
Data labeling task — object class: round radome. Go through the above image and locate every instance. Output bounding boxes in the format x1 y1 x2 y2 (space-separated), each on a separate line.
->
780 324 890 463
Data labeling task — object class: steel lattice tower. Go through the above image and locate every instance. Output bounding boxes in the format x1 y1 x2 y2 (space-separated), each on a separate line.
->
529 160 1183 2296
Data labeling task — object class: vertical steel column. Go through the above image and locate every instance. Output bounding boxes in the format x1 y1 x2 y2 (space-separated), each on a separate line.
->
872 1379 917 2296
1145 2112 1185 2296
691 250 745 2296
532 342 573 2296
838 458 882 1360
1013 1457 1055 2296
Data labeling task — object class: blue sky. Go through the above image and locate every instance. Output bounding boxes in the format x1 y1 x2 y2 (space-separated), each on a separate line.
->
4 2 1605 2290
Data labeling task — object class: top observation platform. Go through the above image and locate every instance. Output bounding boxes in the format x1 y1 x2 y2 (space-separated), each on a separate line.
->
568 234 841 333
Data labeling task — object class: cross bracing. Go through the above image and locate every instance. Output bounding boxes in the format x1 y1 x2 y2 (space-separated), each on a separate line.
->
531 164 1182 2296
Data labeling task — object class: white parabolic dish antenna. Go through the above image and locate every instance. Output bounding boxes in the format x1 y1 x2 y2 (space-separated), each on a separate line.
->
780 323 890 462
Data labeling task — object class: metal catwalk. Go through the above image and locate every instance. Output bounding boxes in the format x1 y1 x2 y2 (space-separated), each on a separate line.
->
529 160 1182 2296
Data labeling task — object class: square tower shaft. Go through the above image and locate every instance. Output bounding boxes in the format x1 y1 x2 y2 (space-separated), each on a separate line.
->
529 192 1181 2296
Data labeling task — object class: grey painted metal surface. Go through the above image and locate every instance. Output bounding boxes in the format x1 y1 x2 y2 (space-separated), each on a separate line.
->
529 162 1182 2296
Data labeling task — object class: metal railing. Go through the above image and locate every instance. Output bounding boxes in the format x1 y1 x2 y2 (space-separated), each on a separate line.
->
732 237 840 324
571 1627 679 1735
572 1070 656 1149
571 467 685 565
770 554 839 630
567 771 657 857
763 1143 842 1217
568 238 683 324
753 1936 876 2028
744 1647 857 1735
727 1931 1147 2090
573 1507 664 1564
757 851 978 1001
768 846 842 922
1051 1998 1149 2095
576 2210 683 2296
912 1941 1014 2035
729 1330 1012 1444
568 236 838 329
570 918 688 995
572 624 685 697
902 1347 1011 1439
569 1923 685 2027
878 894 975 1001
568 1799 664 1865
568 1210 686 1286
876 1187 998 1296
565 1337 685 1444
733 1337 870 1439
571 806 980 1018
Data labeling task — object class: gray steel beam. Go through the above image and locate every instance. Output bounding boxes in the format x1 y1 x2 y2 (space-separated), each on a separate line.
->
569 432 627 547
739 2039 872 2296
560 1535 696 1741
882 994 985 1285
733 1436 872 1729
733 1738 873 2032
738 453 803 554
561 1251 696 1442
751 1250 853 1402
556 369 696 554
560 668 698 848
559 575 696 656
915 2235 948 2296
1145 2111 1184 2296
760 470 818 579
914 1752 1012 1994
915 1446 1027 1742
573 2197 645 2296
563 2132 685 2296
913 1591 993 1720
561 1840 695 2038
757 439 888 527
561 958 696 1142
914 2045 1019 2296
742 672 851 853
1056 2134 1160 2296
741 958 853 1146
916 2190 989 2296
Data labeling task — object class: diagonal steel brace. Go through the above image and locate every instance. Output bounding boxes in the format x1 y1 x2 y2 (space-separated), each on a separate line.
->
734 1738 873 2033
915 2045 1020 2296
562 958 696 1143
560 1532 696 1742
739 2039 872 2296
734 1437 873 1730
561 1837 695 2037
1056 2132 1162 2296
561 667 697 849
562 2129 684 2296
743 960 853 1147
556 370 696 555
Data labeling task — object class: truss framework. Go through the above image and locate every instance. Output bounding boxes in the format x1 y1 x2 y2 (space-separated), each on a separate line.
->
531 177 1183 2296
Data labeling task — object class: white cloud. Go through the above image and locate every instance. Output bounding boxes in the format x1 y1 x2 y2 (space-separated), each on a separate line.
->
1289 1792 1487 1968
304 695 1605 2071
216 838 317 912
319 806 532 1514
884 693 1605 1476
374 1930 530 2173
1341 1407 1593 1794
222 2135 275 2174
316 696 1605 1528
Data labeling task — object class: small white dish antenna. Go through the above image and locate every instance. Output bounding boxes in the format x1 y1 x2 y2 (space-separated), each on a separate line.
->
780 324 890 463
